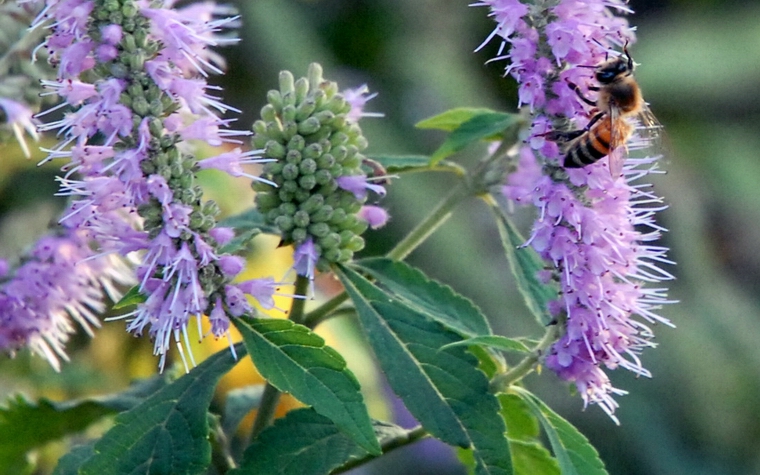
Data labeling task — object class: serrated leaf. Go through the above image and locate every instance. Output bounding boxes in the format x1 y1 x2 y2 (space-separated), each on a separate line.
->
499 394 540 442
79 346 244 475
234 317 380 455
337 265 513 475
112 285 146 309
355 258 491 338
222 385 265 437
232 408 409 475
416 107 499 132
0 376 165 475
365 154 432 173
513 388 608 475
442 336 530 354
510 440 560 475
429 112 522 164
492 207 558 326
53 443 96 475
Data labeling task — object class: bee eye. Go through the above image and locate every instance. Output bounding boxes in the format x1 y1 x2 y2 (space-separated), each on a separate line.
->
597 71 615 82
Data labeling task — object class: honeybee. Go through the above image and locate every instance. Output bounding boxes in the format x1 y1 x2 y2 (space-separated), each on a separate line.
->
555 44 658 178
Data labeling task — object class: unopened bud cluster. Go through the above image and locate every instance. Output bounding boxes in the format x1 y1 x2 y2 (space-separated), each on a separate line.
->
253 63 371 271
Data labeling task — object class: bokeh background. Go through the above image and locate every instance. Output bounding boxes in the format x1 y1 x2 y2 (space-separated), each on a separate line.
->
2 0 759 474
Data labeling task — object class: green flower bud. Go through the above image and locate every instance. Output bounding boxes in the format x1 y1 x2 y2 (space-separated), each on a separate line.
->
275 215 294 231
122 1 138 17
328 207 347 225
109 63 129 79
122 33 137 52
308 222 330 238
332 145 348 161
282 179 298 194
298 174 316 190
297 117 321 136
264 161 284 175
295 77 310 103
294 189 311 203
131 97 150 116
302 143 323 160
338 249 354 262
311 205 333 222
318 232 341 250
296 98 317 121
282 105 297 122
266 89 283 111
202 200 220 218
346 235 365 252
315 170 334 186
282 163 299 180
279 70 295 97
278 189 294 202
292 228 307 243
323 247 341 263
299 158 317 175
265 140 286 159
287 135 305 151
261 104 278 123
293 210 310 228
279 202 298 216
190 211 204 229
299 194 324 213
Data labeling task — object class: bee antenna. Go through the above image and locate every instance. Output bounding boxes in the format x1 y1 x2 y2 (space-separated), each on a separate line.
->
576 65 596 69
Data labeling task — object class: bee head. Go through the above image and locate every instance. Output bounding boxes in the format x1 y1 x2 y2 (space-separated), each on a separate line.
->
594 44 634 84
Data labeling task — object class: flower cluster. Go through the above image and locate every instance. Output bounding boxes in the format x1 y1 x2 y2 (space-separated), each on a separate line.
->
34 0 277 369
253 63 387 280
0 229 133 371
0 2 54 156
478 0 674 419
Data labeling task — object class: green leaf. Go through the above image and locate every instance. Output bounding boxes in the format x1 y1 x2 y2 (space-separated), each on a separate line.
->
53 444 96 475
222 385 265 437
416 107 500 132
79 346 244 475
513 388 608 475
499 394 540 442
355 258 492 338
442 336 530 354
234 317 380 455
217 208 280 254
337 265 513 475
1 376 166 475
365 154 432 173
429 112 522 164
111 285 146 309
492 207 558 326
510 440 560 475
232 408 409 475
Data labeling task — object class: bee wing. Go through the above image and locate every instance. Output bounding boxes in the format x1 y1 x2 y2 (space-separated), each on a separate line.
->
629 103 664 156
607 106 630 178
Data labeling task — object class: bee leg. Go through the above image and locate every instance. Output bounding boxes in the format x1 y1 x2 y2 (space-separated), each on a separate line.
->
622 41 633 70
584 111 605 130
566 80 596 107
544 129 585 143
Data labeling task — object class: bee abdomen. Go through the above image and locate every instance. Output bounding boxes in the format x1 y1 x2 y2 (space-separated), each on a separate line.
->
563 120 612 168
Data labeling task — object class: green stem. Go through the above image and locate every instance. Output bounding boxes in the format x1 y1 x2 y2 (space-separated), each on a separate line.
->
331 426 429 474
289 274 311 325
489 324 560 392
302 290 348 329
386 182 470 261
249 381 282 441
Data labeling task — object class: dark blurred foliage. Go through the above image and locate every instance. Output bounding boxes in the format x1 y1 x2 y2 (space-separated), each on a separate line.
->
2 0 760 474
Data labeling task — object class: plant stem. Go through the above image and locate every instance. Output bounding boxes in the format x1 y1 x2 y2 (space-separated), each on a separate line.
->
249 379 282 441
331 425 429 474
289 274 311 325
489 323 559 392
386 182 469 261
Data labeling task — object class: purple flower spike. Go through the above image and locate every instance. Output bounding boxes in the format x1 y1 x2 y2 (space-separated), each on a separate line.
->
479 0 674 420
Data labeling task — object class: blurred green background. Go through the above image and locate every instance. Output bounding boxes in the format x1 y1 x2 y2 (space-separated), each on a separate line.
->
2 0 760 474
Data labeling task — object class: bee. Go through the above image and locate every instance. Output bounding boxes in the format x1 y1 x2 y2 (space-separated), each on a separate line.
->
555 43 658 178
